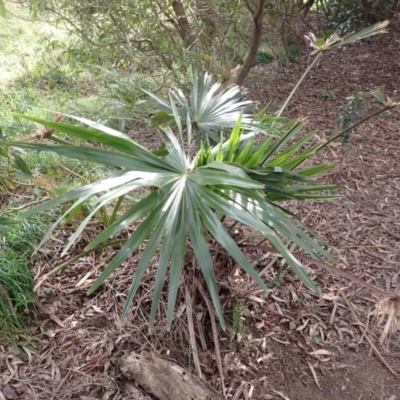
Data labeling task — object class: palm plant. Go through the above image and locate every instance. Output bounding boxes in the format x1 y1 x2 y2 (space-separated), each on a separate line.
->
144 68 255 143
0 21 393 330
0 109 340 329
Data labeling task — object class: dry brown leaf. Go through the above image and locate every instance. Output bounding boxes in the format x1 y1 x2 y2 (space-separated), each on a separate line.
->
309 349 337 356
271 390 291 400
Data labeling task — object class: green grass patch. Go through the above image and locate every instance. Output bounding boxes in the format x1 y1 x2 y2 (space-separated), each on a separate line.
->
0 213 56 350
0 3 155 139
0 4 66 86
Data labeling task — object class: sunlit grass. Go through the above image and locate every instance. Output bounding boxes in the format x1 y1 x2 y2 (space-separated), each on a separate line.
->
0 3 69 85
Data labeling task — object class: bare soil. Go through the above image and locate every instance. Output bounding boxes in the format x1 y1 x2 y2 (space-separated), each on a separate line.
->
1 16 400 400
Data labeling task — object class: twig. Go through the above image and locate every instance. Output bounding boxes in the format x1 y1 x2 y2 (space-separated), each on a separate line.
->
271 390 291 400
54 371 71 394
185 282 202 379
243 0 255 14
231 381 245 400
33 239 127 290
0 197 50 217
0 282 13 312
195 279 226 397
384 227 400 241
308 362 321 389
339 290 398 377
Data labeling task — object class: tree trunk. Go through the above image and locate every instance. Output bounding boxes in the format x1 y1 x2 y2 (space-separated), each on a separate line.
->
235 0 267 85
296 0 315 17
172 1 196 48
392 0 399 13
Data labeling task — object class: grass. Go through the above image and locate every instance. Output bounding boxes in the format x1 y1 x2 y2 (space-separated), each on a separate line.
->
0 4 156 136
0 213 55 351
0 5 65 86
0 9 59 347
232 300 250 343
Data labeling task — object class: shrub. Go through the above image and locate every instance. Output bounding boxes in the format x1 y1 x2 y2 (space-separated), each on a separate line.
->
321 0 399 34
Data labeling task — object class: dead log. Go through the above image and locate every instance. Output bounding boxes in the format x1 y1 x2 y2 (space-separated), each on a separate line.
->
120 352 224 400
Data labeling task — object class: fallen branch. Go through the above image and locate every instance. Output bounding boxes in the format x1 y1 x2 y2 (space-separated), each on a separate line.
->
195 278 226 397
120 352 224 400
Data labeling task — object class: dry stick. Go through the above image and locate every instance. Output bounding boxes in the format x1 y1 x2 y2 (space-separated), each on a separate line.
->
0 283 13 312
196 314 208 352
195 279 226 397
240 244 388 297
54 371 71 395
185 283 202 380
231 381 246 400
1 197 51 215
243 384 250 400
339 290 398 377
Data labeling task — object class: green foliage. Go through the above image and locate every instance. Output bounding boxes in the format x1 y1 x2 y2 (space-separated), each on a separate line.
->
321 0 365 34
15 0 257 82
0 255 34 347
0 0 6 18
0 97 340 331
0 133 35 184
0 3 153 140
264 0 305 58
321 0 399 33
256 51 275 64
337 92 364 146
0 214 53 348
232 300 249 343
282 44 302 63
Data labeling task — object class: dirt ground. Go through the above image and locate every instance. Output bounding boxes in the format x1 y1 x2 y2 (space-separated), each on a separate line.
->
1 15 400 400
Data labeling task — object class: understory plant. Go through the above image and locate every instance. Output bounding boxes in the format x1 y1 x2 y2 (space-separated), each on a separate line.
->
337 91 364 146
0 21 396 330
